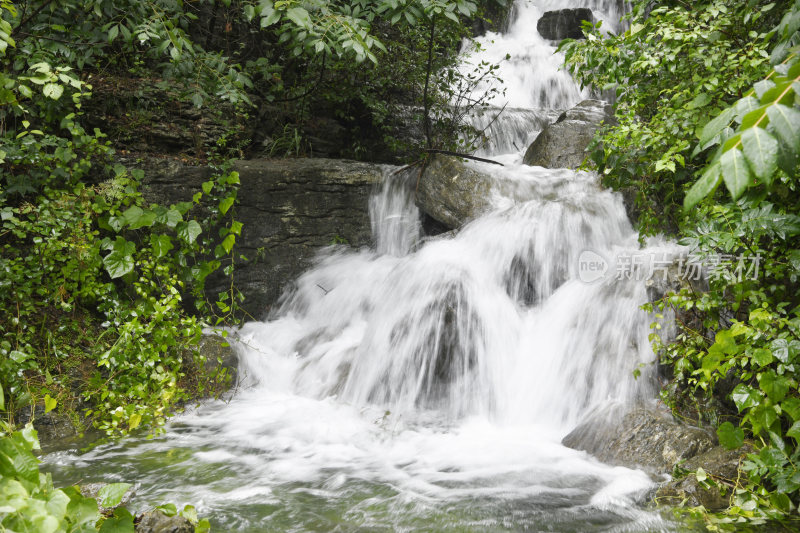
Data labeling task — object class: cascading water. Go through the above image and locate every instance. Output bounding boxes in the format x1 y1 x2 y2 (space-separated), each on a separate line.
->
44 1 688 531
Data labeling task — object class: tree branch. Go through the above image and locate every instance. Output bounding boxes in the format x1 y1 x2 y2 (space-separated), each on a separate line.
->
424 149 504 166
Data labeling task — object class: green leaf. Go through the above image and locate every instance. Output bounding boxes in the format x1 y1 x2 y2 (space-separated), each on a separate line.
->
699 107 735 146
98 506 134 533
0 383 4 411
687 93 711 110
9 350 30 363
711 329 738 354
157 503 178 517
97 483 132 508
261 10 280 28
219 196 235 215
156 208 182 228
740 127 779 185
43 394 57 413
103 238 136 279
754 79 776 99
123 206 156 229
787 421 800 440
122 206 143 226
108 25 119 42
766 104 800 151
286 7 311 28
720 148 751 200
128 413 142 430
684 160 722 210
732 383 762 411
771 338 791 363
777 138 798 174
150 234 174 258
717 422 744 450
734 96 761 122
177 220 202 244
695 466 707 482
752 348 773 367
43 83 63 100
741 105 769 130
180 504 198 523
758 370 790 402
769 492 792 513
783 398 800 422
220 234 235 254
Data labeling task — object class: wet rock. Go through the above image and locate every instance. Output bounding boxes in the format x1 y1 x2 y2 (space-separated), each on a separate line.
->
645 257 708 337
655 445 753 510
537 8 595 41
198 334 238 384
562 405 716 474
523 99 614 169
415 154 494 229
471 2 511 37
15 405 84 450
136 510 194 533
29 410 78 443
129 156 386 318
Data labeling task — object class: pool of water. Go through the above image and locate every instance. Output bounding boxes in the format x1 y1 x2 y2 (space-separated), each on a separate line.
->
44 390 682 532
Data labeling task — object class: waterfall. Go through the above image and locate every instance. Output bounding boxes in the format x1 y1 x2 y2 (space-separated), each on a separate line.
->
44 2 680 530
241 161 658 430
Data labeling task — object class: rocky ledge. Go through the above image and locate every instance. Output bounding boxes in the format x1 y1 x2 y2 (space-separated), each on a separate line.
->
563 405 752 510
132 156 388 318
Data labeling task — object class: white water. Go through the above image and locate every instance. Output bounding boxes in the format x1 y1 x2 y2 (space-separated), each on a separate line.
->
45 1 686 531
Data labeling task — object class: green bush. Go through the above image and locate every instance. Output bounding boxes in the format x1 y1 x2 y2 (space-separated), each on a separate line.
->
563 0 800 525
0 424 210 532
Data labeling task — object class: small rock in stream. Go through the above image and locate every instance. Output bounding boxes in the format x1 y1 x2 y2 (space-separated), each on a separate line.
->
136 510 194 533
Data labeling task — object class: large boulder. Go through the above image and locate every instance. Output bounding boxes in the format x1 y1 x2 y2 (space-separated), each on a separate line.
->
523 99 614 169
562 405 716 474
414 155 494 229
537 8 595 41
655 445 753 510
198 334 238 383
132 156 386 318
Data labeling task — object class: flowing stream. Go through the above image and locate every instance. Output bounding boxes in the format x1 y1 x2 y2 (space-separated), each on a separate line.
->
44 1 691 531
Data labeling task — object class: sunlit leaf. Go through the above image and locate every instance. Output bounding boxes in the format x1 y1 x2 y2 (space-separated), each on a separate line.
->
740 127 779 185
720 148 751 199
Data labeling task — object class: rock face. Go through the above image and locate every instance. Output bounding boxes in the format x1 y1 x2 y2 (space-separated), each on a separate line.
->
537 8 595 40
523 99 614 169
562 405 716 474
471 2 511 37
136 157 385 318
84 76 250 158
415 155 494 229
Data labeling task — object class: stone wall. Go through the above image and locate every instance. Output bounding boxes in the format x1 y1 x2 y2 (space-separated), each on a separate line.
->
131 157 387 318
